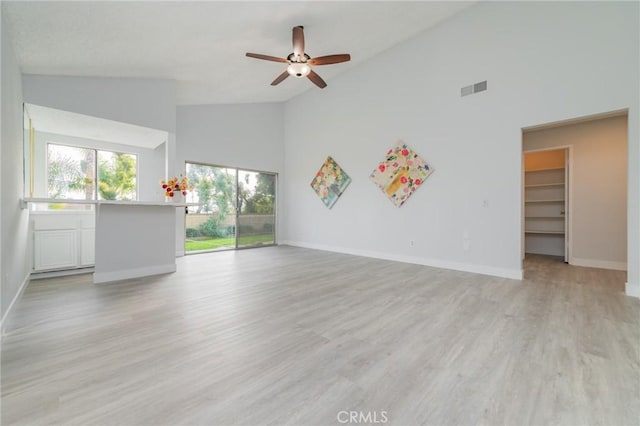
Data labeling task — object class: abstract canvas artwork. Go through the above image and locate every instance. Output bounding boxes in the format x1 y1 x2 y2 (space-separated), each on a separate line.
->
310 156 352 209
370 142 434 207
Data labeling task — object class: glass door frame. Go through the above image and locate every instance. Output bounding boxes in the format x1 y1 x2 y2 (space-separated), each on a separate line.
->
184 160 277 253
235 167 278 250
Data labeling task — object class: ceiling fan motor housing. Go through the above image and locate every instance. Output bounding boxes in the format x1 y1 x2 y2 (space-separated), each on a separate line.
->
287 53 311 63
246 25 350 88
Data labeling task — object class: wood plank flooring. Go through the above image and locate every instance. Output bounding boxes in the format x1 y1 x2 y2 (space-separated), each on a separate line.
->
1 247 638 425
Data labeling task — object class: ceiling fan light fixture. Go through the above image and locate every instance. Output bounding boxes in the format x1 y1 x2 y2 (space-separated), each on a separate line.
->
287 62 311 78
246 26 350 88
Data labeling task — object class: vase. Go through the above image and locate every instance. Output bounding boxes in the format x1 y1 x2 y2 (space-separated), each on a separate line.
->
166 193 182 203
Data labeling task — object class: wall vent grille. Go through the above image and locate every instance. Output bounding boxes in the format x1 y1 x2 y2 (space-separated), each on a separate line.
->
461 80 487 97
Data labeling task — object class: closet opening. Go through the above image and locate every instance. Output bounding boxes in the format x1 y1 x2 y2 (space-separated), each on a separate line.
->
523 148 569 263
521 111 628 276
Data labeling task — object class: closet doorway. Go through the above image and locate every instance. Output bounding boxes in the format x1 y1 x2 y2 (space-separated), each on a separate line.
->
184 162 276 253
522 112 628 272
523 148 569 262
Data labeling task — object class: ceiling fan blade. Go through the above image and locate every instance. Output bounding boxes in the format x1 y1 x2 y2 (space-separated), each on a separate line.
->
307 70 327 89
309 54 351 66
292 26 305 57
271 71 289 86
246 53 288 63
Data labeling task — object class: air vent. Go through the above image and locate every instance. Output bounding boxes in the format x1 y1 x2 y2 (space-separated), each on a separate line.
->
461 80 488 97
461 85 473 97
474 80 487 93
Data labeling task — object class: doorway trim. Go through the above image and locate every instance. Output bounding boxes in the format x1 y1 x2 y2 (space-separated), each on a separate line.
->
521 108 635 297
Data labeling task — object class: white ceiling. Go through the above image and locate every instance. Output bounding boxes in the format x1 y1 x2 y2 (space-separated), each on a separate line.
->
25 103 168 149
3 1 475 105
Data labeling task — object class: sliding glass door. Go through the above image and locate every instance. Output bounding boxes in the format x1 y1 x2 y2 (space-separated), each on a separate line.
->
185 163 237 252
185 162 276 253
237 170 276 248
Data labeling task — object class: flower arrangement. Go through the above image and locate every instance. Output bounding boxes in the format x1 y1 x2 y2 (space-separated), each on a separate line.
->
160 174 192 198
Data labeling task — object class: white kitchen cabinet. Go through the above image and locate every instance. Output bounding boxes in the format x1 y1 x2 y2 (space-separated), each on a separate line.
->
34 230 77 271
31 210 95 272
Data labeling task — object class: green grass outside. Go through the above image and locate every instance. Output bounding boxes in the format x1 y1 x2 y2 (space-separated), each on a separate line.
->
185 234 275 252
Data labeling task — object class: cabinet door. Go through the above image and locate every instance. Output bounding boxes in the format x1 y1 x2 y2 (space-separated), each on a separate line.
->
34 230 77 271
80 229 95 266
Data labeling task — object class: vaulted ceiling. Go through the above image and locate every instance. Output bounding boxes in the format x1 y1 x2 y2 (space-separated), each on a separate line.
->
2 1 475 105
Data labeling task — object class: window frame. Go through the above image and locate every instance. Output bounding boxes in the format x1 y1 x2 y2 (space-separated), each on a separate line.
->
45 142 139 201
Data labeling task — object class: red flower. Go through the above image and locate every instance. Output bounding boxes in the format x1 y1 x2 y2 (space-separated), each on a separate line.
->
400 176 408 184
162 184 168 189
169 191 175 197
401 148 409 156
387 149 392 155
165 187 171 193
182 191 187 196
415 179 422 185
378 164 386 172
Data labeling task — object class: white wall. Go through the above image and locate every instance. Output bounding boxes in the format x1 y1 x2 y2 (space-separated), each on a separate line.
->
1 11 29 328
31 131 166 202
22 75 176 133
524 115 628 270
283 1 639 287
176 103 285 247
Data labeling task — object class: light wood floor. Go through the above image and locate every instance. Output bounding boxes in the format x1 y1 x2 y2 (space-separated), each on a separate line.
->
2 247 638 426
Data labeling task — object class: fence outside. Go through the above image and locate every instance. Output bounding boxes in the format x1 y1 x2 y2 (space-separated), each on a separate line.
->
186 213 274 235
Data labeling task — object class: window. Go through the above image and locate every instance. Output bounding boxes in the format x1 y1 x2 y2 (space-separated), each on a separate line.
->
47 143 137 201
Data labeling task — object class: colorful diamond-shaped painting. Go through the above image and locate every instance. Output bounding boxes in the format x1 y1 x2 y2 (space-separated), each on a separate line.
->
370 142 434 207
310 156 352 209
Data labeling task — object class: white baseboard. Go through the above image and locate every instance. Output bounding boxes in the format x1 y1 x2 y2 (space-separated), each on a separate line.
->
625 282 640 299
1 273 30 334
93 264 176 284
570 257 627 271
281 240 523 280
30 267 94 280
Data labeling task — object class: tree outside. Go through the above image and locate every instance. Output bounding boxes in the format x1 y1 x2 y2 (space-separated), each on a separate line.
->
243 173 275 214
47 144 95 199
97 152 137 200
46 144 137 201
186 163 236 217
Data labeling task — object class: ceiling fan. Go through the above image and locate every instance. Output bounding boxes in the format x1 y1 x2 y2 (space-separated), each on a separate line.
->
246 26 351 89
